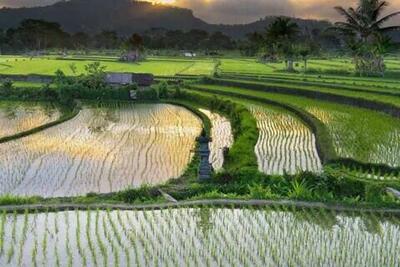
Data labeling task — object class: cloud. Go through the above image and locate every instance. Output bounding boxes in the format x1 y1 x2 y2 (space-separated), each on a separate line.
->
173 0 294 24
1 0 400 24
166 0 400 24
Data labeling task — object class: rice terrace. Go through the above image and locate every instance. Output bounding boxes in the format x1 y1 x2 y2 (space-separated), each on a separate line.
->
0 0 400 266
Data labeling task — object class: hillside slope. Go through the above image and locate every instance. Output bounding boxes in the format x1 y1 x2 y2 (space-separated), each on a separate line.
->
0 0 332 37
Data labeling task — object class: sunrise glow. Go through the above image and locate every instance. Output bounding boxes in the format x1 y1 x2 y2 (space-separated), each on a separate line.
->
147 0 176 5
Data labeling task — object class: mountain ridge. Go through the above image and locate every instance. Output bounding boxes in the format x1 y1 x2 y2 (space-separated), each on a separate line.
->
0 0 332 38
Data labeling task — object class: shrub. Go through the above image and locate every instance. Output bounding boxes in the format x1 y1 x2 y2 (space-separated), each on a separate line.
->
0 195 41 206
115 185 160 203
155 81 169 98
365 183 385 202
137 87 159 100
249 184 277 199
287 180 314 200
0 79 13 96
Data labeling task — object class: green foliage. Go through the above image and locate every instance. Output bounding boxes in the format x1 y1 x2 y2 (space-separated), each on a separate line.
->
287 180 314 200
248 184 277 199
0 195 41 206
333 0 400 76
114 185 161 203
365 184 385 202
0 79 13 96
172 89 259 171
137 87 159 100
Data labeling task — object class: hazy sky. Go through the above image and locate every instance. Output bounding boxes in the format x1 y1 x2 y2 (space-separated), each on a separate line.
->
1 0 400 24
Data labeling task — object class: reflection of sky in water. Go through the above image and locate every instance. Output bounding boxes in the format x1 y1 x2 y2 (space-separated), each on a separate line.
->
0 103 202 197
0 101 60 138
1 208 398 266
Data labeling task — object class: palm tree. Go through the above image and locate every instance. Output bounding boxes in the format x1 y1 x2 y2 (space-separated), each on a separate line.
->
297 44 312 73
266 17 299 71
333 0 400 75
125 33 144 61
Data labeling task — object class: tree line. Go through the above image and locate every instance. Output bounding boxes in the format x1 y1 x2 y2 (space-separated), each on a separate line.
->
0 0 398 77
0 18 341 55
0 19 236 53
240 0 400 76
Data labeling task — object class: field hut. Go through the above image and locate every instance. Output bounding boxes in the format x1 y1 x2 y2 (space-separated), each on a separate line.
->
183 51 197 57
119 51 139 62
105 72 154 87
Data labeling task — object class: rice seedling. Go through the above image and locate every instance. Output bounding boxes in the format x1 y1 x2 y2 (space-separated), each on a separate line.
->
249 105 322 174
85 210 98 267
0 210 5 255
75 211 87 266
53 214 61 267
16 210 29 266
189 84 400 168
95 209 108 267
6 211 17 264
0 103 202 197
62 212 73 267
31 212 38 267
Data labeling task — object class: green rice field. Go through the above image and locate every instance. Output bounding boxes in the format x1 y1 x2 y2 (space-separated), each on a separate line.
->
0 206 398 267
0 56 216 76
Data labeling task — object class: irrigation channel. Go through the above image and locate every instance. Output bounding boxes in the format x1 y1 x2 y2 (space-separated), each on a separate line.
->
0 202 399 266
0 103 202 197
199 109 233 170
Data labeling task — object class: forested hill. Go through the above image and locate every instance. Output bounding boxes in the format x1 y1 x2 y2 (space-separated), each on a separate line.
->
0 0 331 37
0 0 207 33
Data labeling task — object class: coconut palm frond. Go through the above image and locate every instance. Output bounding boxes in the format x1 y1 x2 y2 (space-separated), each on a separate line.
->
371 1 389 21
371 11 400 28
379 25 400 33
334 22 361 32
334 6 360 26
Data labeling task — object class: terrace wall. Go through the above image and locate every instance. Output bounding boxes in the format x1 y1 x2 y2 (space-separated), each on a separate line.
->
210 79 400 118
0 74 53 84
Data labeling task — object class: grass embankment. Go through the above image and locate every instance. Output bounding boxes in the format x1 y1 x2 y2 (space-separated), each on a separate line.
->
187 84 336 163
172 89 259 171
0 89 399 208
0 104 79 144
188 82 400 172
221 73 400 96
204 78 400 118
219 57 400 79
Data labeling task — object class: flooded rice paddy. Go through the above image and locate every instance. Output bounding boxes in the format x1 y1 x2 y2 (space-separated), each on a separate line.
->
0 101 60 139
0 207 398 266
0 103 202 197
199 109 233 170
250 105 322 175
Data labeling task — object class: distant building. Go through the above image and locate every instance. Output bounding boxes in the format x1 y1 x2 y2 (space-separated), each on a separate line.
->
119 51 140 62
184 52 197 57
105 72 154 87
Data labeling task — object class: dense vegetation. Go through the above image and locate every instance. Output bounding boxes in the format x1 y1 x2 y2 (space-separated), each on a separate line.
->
0 1 399 266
